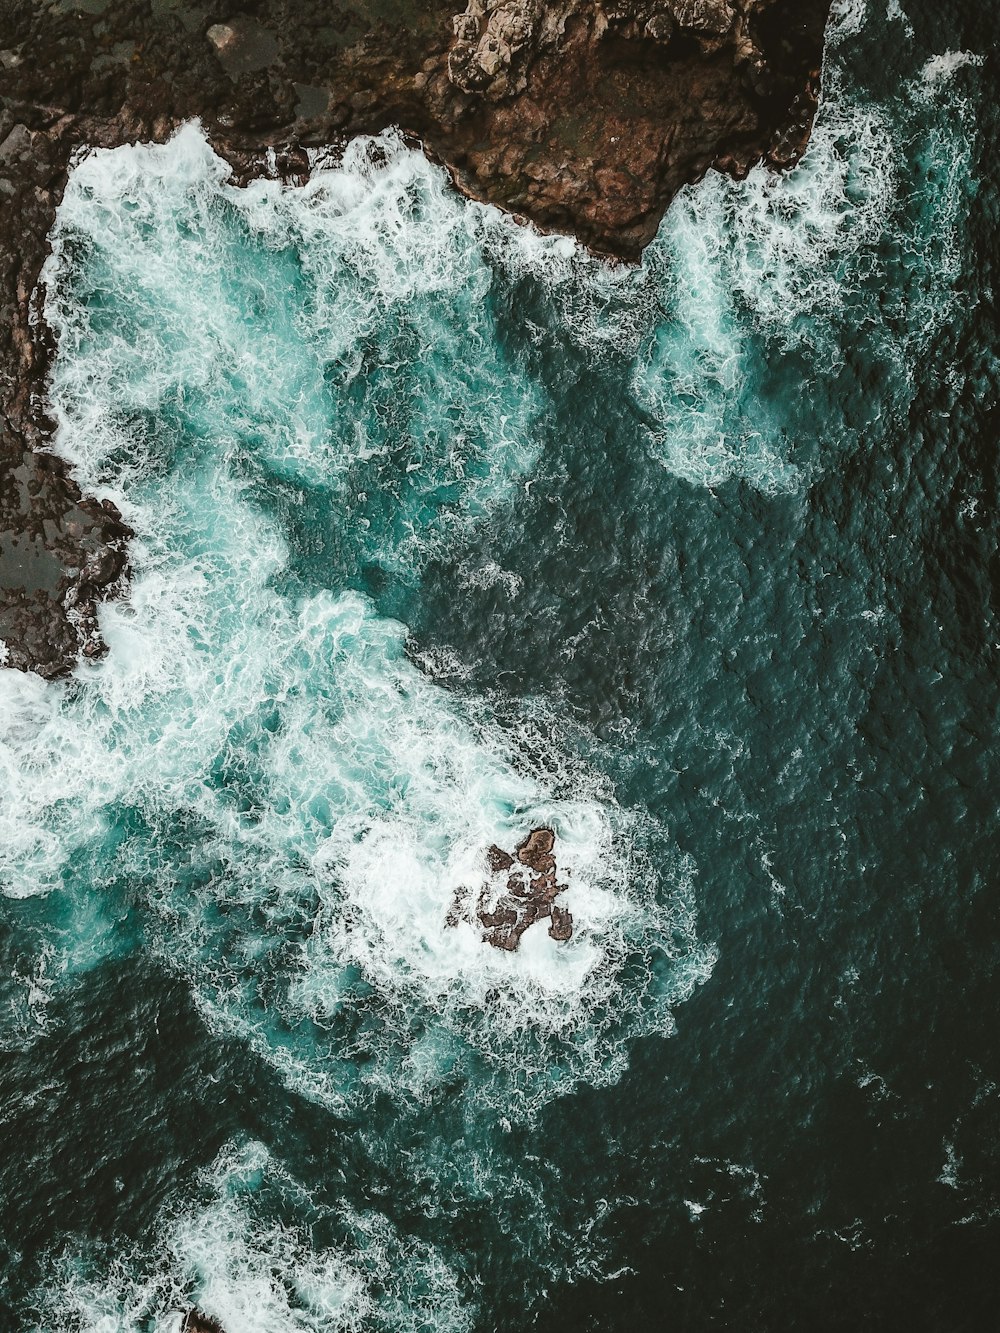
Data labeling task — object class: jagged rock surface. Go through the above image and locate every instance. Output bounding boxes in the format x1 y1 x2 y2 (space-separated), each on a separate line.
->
0 0 831 677
182 1310 226 1333
448 827 574 949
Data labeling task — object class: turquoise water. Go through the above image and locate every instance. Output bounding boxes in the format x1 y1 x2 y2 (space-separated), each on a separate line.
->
2 2 998 1328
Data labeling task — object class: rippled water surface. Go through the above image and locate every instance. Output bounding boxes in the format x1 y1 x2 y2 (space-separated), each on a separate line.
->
2 2 998 1328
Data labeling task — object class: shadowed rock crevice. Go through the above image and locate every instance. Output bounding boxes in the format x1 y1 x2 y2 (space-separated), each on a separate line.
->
0 0 832 676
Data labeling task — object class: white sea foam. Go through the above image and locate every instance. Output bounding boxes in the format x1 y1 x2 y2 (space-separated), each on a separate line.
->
938 1138 961 1189
459 559 524 597
0 123 715 1142
32 1139 473 1333
885 0 914 38
827 0 870 45
921 50 985 87
45 124 545 570
6 16 981 1307
0 943 55 1052
0 127 718 1322
627 31 977 487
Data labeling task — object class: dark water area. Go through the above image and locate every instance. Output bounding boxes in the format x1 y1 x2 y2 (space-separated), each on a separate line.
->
512 8 1000 1325
1 1 998 1329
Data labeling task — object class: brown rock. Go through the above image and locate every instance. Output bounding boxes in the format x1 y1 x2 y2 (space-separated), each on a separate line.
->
507 872 532 898
487 844 515 873
548 905 574 942
476 827 574 949
183 1311 225 1333
489 923 523 951
479 900 518 929
532 875 566 905
517 827 555 857
516 827 556 873
669 0 736 38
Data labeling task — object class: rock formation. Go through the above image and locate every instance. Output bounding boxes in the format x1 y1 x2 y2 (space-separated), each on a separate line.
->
450 827 574 949
182 1310 225 1333
0 0 832 677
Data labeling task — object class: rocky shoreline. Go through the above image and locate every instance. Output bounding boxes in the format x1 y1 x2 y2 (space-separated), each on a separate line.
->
0 0 831 677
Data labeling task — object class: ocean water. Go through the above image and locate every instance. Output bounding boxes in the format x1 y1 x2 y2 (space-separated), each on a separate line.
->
1 1 997 1328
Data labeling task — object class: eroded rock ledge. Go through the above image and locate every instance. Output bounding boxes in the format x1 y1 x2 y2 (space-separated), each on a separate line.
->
0 0 831 677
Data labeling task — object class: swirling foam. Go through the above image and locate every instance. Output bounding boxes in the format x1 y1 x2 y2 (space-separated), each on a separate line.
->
627 53 977 488
0 126 716 1135
31 1139 473 1333
5 7 982 1312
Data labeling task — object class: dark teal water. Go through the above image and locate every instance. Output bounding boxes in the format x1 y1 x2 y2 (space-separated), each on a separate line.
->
1 3 998 1329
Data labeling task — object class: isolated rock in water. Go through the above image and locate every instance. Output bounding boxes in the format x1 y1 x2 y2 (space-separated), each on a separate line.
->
457 827 574 949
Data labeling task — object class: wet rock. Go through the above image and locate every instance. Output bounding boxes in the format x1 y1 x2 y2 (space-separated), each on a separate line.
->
507 872 532 898
473 827 573 949
447 0 539 99
516 827 555 873
274 144 311 185
206 24 238 55
0 122 31 167
479 901 518 929
80 546 124 589
644 11 676 44
517 827 554 857
487 844 515 873
490 922 524 951
548 904 573 941
669 0 735 37
206 17 280 78
183 1310 225 1333
531 874 565 905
